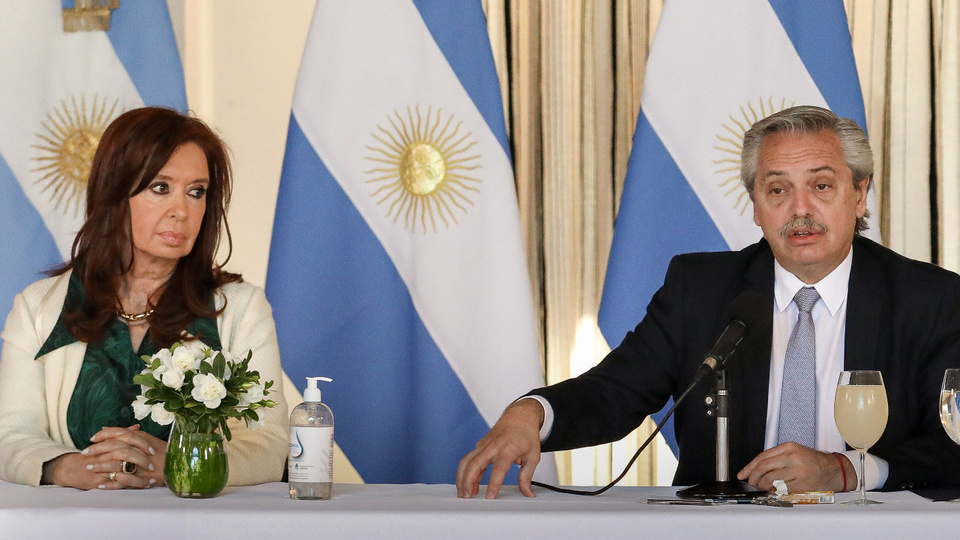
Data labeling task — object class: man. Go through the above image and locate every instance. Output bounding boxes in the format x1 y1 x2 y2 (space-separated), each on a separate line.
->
457 106 960 499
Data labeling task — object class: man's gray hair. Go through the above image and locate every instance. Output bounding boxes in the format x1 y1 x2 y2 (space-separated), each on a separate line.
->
740 105 873 233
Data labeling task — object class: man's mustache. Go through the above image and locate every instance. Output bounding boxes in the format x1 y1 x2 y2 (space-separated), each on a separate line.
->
780 216 828 238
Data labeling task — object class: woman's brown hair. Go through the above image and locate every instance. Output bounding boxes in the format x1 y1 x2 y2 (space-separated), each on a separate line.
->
56 107 240 348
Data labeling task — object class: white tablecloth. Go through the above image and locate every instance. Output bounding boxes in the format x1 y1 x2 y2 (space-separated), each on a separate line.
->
1 481 956 539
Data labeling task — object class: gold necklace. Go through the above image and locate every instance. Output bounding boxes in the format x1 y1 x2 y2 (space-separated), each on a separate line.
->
117 308 154 323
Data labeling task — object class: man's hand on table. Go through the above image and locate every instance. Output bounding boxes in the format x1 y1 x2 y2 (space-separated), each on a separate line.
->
737 442 854 493
456 398 544 499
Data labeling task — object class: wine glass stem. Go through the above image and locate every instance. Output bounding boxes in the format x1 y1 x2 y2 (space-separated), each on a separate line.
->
857 451 866 503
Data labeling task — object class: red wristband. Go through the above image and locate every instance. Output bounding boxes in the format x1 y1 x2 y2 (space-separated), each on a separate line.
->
833 452 848 491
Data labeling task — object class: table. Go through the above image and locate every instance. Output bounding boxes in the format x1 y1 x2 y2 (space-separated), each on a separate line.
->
1 481 957 539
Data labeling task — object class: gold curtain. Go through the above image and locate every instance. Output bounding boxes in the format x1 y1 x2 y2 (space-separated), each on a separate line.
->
933 0 960 273
483 0 960 486
847 0 960 269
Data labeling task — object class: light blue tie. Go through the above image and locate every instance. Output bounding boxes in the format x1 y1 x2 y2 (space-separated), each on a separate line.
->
777 287 820 448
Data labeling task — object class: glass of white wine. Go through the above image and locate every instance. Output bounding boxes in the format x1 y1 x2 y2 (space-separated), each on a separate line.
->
940 368 960 502
941 369 960 443
834 370 888 506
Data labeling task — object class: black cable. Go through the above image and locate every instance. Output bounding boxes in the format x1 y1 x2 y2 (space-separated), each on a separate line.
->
530 367 710 496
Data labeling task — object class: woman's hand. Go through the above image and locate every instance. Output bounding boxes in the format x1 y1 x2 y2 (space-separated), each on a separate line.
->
45 425 167 490
86 425 167 489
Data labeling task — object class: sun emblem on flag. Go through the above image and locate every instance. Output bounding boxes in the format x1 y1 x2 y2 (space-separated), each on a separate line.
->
32 95 118 217
713 97 793 215
364 105 481 234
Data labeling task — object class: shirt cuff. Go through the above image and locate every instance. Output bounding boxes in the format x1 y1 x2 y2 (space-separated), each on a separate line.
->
842 450 889 491
517 395 554 442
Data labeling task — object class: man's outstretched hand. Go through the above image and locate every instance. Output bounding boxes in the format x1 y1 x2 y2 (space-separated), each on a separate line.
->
456 398 544 499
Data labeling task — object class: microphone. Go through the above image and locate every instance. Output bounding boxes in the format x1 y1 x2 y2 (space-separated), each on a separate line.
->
696 290 767 379
678 289 770 501
699 320 746 375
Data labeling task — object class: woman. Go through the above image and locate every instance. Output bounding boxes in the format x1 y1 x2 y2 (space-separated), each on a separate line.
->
0 107 287 489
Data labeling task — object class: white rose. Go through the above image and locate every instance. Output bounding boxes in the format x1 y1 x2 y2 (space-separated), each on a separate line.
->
171 346 201 371
191 373 227 409
150 348 172 368
160 365 185 390
132 396 152 420
192 341 211 359
153 348 173 362
183 340 208 354
150 403 175 425
238 381 266 407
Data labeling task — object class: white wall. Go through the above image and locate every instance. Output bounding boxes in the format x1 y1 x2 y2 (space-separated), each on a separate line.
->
167 0 316 288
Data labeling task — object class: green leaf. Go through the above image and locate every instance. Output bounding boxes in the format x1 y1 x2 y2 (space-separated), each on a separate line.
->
221 395 239 408
220 419 232 442
213 353 226 379
166 395 184 410
133 373 158 387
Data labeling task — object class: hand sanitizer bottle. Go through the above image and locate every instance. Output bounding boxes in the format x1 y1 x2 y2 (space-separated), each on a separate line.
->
288 376 334 500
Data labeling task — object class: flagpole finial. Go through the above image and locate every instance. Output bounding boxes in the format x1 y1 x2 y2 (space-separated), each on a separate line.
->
63 0 119 33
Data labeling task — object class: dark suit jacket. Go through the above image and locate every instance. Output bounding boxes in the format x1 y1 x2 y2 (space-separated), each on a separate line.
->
532 237 960 490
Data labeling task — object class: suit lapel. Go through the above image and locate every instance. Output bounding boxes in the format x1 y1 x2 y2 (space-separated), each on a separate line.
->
733 242 776 459
844 239 884 371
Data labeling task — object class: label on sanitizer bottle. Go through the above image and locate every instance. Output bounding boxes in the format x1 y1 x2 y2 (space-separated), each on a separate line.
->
288 426 333 483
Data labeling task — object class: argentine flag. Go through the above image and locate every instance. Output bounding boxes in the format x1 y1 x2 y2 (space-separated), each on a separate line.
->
598 0 879 455
266 0 555 484
0 1 186 335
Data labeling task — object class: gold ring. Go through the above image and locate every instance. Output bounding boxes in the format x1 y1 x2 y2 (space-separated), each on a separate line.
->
108 471 117 481
121 461 138 475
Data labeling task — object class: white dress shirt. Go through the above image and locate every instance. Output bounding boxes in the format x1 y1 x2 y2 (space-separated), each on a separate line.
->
766 247 887 490
528 246 888 489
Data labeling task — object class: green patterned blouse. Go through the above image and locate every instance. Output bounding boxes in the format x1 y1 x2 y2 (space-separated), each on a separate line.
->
35 273 221 450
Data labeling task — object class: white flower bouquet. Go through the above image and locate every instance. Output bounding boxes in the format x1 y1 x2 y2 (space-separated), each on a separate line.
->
132 341 276 440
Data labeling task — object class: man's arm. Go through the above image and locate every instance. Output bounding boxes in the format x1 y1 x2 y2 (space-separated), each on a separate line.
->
456 398 544 499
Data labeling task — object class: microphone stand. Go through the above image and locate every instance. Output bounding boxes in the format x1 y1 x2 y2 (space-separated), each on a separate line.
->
676 366 766 500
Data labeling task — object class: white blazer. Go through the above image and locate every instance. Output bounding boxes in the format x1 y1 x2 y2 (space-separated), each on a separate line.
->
0 271 288 487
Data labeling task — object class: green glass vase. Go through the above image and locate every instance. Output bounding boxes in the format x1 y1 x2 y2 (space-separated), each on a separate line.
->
164 423 229 498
